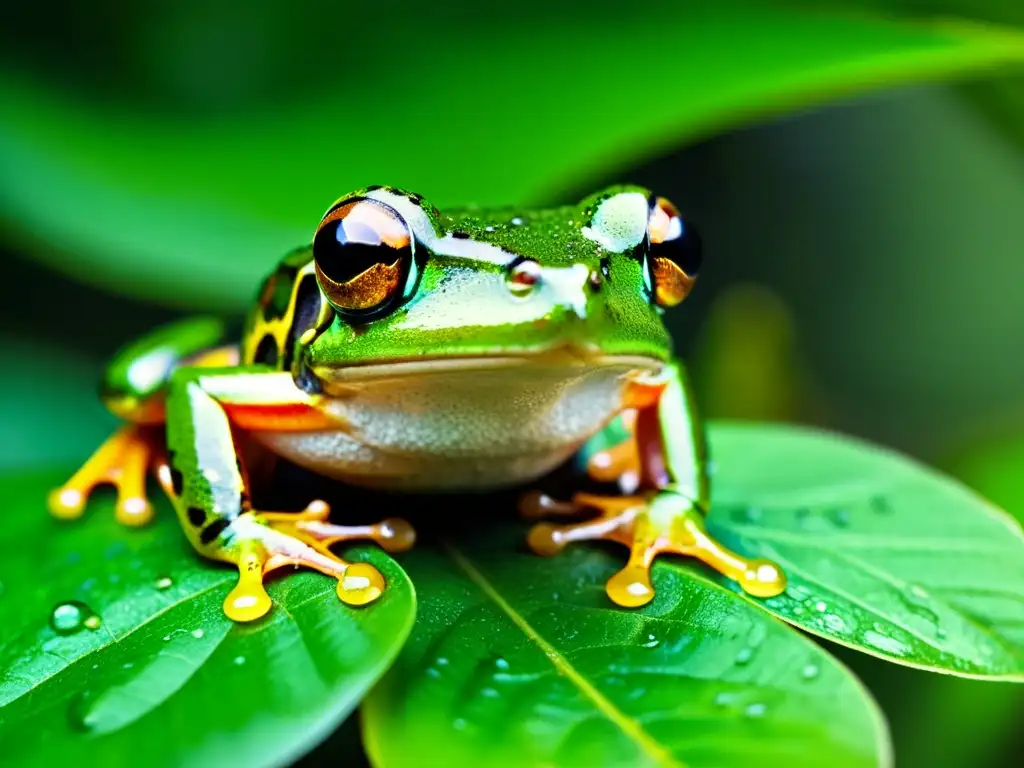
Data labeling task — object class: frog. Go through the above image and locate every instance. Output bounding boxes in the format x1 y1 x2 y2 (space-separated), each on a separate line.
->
49 185 786 622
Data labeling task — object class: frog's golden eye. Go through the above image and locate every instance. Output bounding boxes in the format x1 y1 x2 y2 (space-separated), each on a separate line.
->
313 198 417 317
647 197 702 308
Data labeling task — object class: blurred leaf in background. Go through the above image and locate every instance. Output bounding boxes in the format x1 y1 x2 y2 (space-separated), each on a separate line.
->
4 1 1024 309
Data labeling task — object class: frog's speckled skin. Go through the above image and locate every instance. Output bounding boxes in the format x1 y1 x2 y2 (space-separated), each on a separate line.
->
50 185 785 622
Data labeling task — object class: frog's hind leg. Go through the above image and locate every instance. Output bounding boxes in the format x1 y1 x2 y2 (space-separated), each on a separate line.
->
48 317 233 527
164 365 415 622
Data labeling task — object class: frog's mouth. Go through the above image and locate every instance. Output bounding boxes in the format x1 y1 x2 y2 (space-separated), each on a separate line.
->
309 343 663 392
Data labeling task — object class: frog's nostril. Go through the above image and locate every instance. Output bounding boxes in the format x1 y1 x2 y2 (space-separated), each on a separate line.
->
506 260 542 297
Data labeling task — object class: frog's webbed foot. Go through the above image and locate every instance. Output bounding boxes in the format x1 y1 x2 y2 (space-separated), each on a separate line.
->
48 425 156 527
520 490 786 607
218 501 416 622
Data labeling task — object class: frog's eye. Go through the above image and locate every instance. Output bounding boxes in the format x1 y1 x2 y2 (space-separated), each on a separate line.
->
646 197 702 308
313 198 418 318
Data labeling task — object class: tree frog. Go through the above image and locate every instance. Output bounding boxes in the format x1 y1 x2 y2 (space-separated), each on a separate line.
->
50 185 786 622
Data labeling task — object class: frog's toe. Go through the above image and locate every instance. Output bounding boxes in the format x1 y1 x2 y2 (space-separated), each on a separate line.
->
218 504 411 622
48 426 156 526
522 489 786 607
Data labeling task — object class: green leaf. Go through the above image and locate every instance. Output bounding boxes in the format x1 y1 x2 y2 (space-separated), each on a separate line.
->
0 470 416 768
5 3 1024 310
362 524 888 768
703 423 1024 679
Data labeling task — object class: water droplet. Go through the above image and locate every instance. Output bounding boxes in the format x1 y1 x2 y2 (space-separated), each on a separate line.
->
50 601 100 635
823 614 848 634
436 656 450 666
510 217 524 226
233 656 246 666
481 687 499 698
162 635 170 642
908 584 929 599
786 585 811 602
745 702 767 718
191 629 204 639
830 508 851 527
714 691 737 707
642 633 660 648
453 718 468 730
735 647 754 665
495 657 509 670
802 663 820 680
814 601 828 612
155 576 173 590
426 667 442 679
936 627 947 640
863 629 910 657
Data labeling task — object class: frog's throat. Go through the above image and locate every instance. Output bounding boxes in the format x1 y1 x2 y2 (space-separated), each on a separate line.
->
309 348 663 390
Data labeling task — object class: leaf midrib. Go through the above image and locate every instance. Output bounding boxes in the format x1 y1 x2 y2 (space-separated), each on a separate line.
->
442 540 685 768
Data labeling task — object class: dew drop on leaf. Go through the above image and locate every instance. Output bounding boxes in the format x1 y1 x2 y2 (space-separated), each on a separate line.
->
494 657 509 670
802 663 820 680
155 576 173 590
863 629 910 657
233 656 245 666
191 629 204 639
745 703 767 718
50 601 100 635
734 647 754 665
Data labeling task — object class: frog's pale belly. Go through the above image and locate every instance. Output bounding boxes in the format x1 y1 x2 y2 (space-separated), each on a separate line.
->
253 361 646 491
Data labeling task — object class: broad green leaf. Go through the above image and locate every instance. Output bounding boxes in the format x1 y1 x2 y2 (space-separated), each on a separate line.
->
362 524 888 768
4 3 1024 310
0 470 415 768
702 424 1024 678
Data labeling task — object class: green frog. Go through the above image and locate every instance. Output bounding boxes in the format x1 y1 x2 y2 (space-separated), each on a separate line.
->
50 185 786 622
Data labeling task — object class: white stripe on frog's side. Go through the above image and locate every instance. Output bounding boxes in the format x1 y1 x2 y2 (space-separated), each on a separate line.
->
363 188 517 266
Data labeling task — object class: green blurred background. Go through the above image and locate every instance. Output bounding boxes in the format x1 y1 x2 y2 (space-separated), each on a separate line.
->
2 2 1022 766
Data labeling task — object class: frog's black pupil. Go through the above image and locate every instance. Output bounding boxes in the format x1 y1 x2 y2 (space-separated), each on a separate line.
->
313 218 406 284
653 220 703 277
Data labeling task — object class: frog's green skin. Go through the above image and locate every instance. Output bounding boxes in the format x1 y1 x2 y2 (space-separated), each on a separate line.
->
51 185 786 622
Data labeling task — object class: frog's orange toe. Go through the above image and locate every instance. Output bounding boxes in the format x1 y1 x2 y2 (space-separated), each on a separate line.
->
50 426 156 527
519 488 787 607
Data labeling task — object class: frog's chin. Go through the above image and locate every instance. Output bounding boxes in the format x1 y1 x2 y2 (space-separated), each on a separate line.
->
309 344 664 389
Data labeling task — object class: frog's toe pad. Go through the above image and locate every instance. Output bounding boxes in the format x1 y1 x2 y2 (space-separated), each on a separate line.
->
336 563 385 605
522 490 786 607
49 426 155 526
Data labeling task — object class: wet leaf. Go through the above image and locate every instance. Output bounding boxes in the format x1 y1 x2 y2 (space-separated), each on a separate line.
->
0 470 416 767
4 2 1024 309
362 525 888 768
703 423 1024 678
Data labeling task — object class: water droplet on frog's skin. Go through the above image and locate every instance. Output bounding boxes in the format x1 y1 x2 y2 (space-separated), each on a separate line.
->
155 576 173 590
495 657 509 671
802 663 820 680
50 601 100 635
745 703 767 718
734 647 754 665
191 629 204 639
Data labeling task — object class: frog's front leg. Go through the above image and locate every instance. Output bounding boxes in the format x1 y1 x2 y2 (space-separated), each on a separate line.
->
164 366 415 622
49 317 232 526
522 361 786 607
